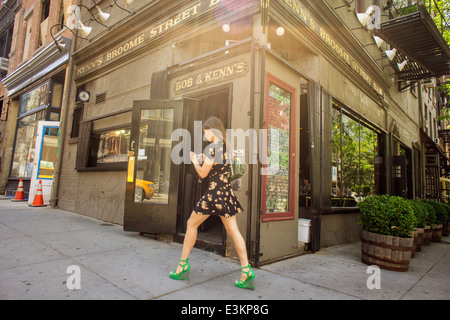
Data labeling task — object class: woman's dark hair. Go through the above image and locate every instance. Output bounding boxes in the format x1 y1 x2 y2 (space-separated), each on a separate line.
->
203 116 227 145
203 116 231 161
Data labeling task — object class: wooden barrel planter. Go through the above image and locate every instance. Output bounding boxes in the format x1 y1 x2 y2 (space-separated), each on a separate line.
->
411 230 418 258
361 230 414 272
423 226 432 246
442 221 449 237
431 224 443 243
415 228 424 252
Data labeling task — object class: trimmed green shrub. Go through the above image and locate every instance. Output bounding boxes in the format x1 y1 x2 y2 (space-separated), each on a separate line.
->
442 203 450 222
420 200 439 225
358 195 417 238
433 202 448 224
409 199 428 228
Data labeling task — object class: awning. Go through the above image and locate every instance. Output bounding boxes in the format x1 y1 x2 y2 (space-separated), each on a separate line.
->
2 36 72 97
376 5 450 82
439 129 450 144
420 129 449 166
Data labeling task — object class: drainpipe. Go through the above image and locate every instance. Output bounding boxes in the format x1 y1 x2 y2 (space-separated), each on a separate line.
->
50 6 79 208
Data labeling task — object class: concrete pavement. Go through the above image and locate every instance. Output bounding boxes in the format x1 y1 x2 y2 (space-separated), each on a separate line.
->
0 200 449 301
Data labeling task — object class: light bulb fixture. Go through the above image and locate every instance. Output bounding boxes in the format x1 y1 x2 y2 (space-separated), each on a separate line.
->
373 36 385 48
397 60 408 71
77 21 92 38
55 38 66 52
356 5 379 28
222 23 231 33
276 26 285 36
50 24 90 52
74 4 110 29
357 13 370 27
385 48 397 61
96 6 111 25
113 0 133 13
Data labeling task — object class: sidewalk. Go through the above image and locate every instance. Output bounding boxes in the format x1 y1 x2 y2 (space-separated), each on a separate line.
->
0 200 449 300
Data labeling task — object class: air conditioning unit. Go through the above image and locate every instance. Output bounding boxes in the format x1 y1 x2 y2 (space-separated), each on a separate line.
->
0 57 9 74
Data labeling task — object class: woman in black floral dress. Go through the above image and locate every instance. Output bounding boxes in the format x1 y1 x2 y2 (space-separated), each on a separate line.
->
170 117 255 289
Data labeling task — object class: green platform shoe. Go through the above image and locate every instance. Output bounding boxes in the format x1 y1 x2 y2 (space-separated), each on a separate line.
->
170 258 190 280
235 264 255 290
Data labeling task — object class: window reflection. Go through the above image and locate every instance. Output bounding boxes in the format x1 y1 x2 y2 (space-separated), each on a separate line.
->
331 102 382 207
265 82 291 213
96 129 131 164
134 109 174 204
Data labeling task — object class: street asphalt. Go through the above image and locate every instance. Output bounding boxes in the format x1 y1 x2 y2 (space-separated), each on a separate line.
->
0 200 448 302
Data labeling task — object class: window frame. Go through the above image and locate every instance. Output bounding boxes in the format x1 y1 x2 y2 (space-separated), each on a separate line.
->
331 100 385 209
75 111 132 172
261 73 297 222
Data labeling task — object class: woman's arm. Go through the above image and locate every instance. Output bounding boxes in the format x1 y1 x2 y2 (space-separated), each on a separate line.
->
190 151 214 179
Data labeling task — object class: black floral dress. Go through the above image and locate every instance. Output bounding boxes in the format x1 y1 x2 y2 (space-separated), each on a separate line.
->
193 141 244 218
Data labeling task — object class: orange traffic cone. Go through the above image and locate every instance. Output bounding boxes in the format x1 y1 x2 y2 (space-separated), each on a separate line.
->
29 180 47 207
11 179 27 202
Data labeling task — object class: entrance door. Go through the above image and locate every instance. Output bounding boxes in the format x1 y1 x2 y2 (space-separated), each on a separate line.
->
177 87 230 253
124 99 184 234
29 121 60 205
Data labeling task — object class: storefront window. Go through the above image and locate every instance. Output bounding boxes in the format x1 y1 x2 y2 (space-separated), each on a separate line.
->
51 83 63 108
262 74 296 221
265 82 291 213
95 129 131 164
19 82 49 115
38 126 59 179
10 110 45 178
331 102 382 207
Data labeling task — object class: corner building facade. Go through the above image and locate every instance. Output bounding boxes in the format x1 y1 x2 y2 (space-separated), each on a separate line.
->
56 0 448 266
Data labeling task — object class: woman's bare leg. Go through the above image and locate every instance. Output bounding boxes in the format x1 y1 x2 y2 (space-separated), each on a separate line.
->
175 211 209 274
220 215 252 281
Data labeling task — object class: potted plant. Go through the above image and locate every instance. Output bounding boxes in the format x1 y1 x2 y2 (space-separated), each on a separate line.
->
358 195 417 272
443 203 450 237
419 200 436 246
408 199 428 255
429 201 448 243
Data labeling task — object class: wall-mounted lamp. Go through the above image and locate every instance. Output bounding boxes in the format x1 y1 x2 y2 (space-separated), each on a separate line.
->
1 0 14 11
77 21 93 38
397 60 408 71
222 23 231 33
50 24 88 52
357 12 371 27
373 36 385 48
76 4 110 29
95 6 111 25
112 0 134 14
276 26 285 37
386 48 397 61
